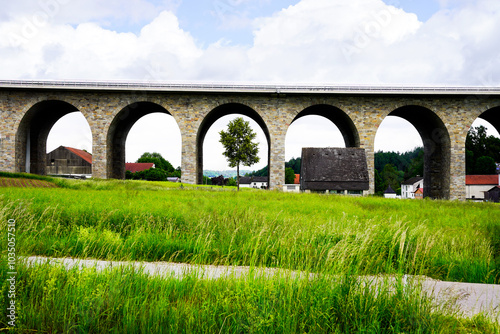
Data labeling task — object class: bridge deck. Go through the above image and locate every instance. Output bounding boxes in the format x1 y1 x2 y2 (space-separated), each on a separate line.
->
0 79 499 95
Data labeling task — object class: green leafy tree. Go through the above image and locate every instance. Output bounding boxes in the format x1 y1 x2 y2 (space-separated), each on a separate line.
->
285 157 302 174
219 117 260 190
475 156 496 175
248 165 268 177
137 152 175 174
247 158 302 181
126 152 181 181
226 177 237 187
142 168 168 181
285 167 296 184
466 126 500 174
381 164 404 195
374 169 385 196
202 175 212 185
404 149 424 179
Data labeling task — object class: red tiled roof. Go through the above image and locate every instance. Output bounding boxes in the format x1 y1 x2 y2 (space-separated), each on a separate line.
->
65 147 92 164
125 163 154 173
414 188 424 194
466 175 499 185
294 174 300 184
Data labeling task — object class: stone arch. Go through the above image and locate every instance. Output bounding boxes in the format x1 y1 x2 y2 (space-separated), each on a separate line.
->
290 104 360 148
476 106 500 133
107 101 178 179
384 105 451 199
196 103 270 184
15 100 84 175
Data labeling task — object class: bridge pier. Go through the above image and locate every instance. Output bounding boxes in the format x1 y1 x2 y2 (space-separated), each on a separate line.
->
181 129 198 186
268 131 286 191
1 82 499 201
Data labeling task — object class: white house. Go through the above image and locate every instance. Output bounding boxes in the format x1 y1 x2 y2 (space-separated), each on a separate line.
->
466 175 500 200
239 176 268 189
283 174 301 192
401 177 424 199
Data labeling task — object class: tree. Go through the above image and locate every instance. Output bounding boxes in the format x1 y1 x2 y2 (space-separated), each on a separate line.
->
211 175 225 186
404 149 424 179
219 117 260 190
137 152 175 173
475 156 496 175
381 164 404 195
285 157 302 174
466 126 500 174
374 169 385 196
142 168 168 181
285 167 296 184
226 177 237 187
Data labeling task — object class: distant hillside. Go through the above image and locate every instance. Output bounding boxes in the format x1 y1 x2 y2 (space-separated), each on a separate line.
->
203 170 253 178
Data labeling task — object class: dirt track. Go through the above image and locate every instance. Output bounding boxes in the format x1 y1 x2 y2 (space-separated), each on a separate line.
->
25 256 500 322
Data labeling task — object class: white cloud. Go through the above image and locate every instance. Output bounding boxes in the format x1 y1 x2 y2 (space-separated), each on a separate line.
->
126 113 182 167
0 10 202 80
285 116 345 160
2 0 499 85
247 0 422 83
374 117 423 152
2 0 500 170
47 112 93 153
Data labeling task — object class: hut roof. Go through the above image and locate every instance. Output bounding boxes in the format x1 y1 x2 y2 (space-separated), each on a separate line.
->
466 175 499 185
62 146 92 164
239 176 268 184
384 185 396 194
125 163 154 173
402 176 424 185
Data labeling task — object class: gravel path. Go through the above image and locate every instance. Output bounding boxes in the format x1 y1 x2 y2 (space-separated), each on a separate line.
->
25 256 500 322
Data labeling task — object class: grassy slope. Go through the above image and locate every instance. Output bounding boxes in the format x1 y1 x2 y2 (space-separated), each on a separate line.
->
1 177 499 332
1 180 499 283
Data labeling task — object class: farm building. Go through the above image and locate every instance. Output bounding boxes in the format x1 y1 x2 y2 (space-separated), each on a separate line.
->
466 175 500 200
384 185 397 198
283 174 301 192
300 147 369 195
239 176 268 189
401 177 424 199
414 187 424 199
46 146 92 176
484 186 500 203
125 163 155 173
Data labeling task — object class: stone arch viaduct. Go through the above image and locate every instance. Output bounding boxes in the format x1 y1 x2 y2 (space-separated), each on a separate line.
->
1 80 499 200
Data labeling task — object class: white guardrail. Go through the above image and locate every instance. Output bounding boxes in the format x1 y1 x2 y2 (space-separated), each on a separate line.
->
0 79 499 95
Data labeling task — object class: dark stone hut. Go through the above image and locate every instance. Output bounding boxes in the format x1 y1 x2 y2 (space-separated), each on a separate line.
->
300 147 369 194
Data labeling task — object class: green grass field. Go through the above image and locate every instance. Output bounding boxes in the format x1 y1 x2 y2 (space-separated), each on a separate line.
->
1 176 499 332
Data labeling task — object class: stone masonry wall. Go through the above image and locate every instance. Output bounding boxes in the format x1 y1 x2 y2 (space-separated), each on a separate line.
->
1 87 499 200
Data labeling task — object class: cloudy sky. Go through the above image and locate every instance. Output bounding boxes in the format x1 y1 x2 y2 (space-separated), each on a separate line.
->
1 0 499 171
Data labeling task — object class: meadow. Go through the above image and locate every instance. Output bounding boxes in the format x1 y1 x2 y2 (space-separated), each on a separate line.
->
1 177 500 332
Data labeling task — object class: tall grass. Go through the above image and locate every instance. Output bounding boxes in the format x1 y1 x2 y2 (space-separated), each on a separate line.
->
1 261 497 333
1 180 499 332
1 185 499 283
